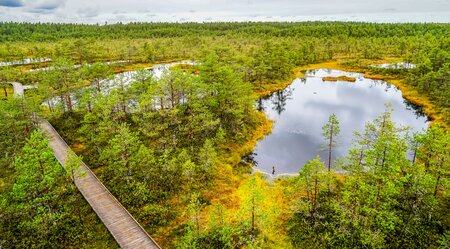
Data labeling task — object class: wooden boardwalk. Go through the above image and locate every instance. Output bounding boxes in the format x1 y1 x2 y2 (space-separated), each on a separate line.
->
9 82 37 96
40 120 161 249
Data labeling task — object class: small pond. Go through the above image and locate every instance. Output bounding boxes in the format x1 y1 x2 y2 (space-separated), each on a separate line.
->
372 62 416 69
44 61 197 109
0 58 51 67
252 68 429 175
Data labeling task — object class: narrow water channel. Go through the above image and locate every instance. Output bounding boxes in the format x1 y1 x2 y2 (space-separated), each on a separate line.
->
253 69 429 175
44 61 197 109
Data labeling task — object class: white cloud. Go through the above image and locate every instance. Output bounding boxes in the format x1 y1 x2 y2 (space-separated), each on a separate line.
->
23 0 66 14
0 0 449 23
77 6 99 18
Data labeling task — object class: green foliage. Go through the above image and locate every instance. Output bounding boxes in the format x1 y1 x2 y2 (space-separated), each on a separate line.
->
0 66 17 98
10 130 64 214
288 110 450 249
2 22 450 248
249 41 294 87
40 58 80 112
322 113 340 171
0 130 117 248
1 22 450 42
0 97 37 187
404 41 450 124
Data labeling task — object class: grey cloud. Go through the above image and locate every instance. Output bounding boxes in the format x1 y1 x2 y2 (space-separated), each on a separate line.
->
26 9 47 13
2 0 450 23
0 0 23 7
77 6 99 17
29 0 66 11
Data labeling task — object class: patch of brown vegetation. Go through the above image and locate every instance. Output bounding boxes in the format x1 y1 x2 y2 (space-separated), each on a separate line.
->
322 76 357 82
71 143 85 154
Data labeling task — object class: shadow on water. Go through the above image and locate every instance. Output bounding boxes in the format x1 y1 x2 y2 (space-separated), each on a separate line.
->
404 99 428 120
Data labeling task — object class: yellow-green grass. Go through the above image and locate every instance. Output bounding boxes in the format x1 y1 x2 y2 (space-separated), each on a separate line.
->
253 66 304 98
151 109 273 247
0 86 14 98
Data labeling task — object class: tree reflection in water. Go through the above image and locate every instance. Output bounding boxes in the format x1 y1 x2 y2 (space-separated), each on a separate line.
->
257 96 268 112
271 85 294 115
253 69 429 175
404 99 428 119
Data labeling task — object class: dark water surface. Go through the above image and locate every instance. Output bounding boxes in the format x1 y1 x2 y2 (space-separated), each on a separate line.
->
253 69 429 175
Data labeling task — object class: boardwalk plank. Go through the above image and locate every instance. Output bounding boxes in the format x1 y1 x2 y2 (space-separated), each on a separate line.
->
40 121 161 249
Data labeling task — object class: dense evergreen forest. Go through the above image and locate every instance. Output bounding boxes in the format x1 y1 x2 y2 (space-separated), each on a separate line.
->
0 22 449 248
1 22 450 41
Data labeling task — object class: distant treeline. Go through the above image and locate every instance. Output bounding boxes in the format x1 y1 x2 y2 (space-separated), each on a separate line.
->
1 22 450 42
1 20 450 248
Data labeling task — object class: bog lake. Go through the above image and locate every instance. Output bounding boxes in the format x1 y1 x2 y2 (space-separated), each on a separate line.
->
252 68 429 175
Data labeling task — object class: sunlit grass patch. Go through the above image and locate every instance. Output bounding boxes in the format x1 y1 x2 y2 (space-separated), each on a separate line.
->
0 86 14 98
322 75 357 82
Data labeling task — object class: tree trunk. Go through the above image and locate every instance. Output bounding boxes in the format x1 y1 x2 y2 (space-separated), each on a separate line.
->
412 148 417 165
188 107 194 151
328 126 333 171
47 100 54 113
122 104 127 122
358 150 364 168
66 95 73 112
170 84 175 110
434 173 441 197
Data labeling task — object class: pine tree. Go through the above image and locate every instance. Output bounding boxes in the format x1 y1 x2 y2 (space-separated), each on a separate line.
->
8 130 65 247
322 113 340 171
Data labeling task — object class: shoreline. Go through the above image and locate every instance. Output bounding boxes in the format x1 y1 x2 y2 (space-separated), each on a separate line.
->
297 60 448 130
244 58 447 180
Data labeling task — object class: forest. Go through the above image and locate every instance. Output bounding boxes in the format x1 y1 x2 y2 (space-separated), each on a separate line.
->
0 22 449 248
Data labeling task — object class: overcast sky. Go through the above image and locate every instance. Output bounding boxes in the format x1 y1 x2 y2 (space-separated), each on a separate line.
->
0 0 450 23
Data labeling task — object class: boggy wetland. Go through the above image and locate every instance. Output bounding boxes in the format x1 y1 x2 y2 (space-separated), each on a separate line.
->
1 22 449 248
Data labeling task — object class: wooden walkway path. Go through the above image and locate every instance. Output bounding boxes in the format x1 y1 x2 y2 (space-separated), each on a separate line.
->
9 82 37 96
40 120 161 249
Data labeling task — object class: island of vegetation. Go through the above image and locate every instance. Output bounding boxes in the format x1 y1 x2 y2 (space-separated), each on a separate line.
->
322 75 357 82
0 22 449 249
